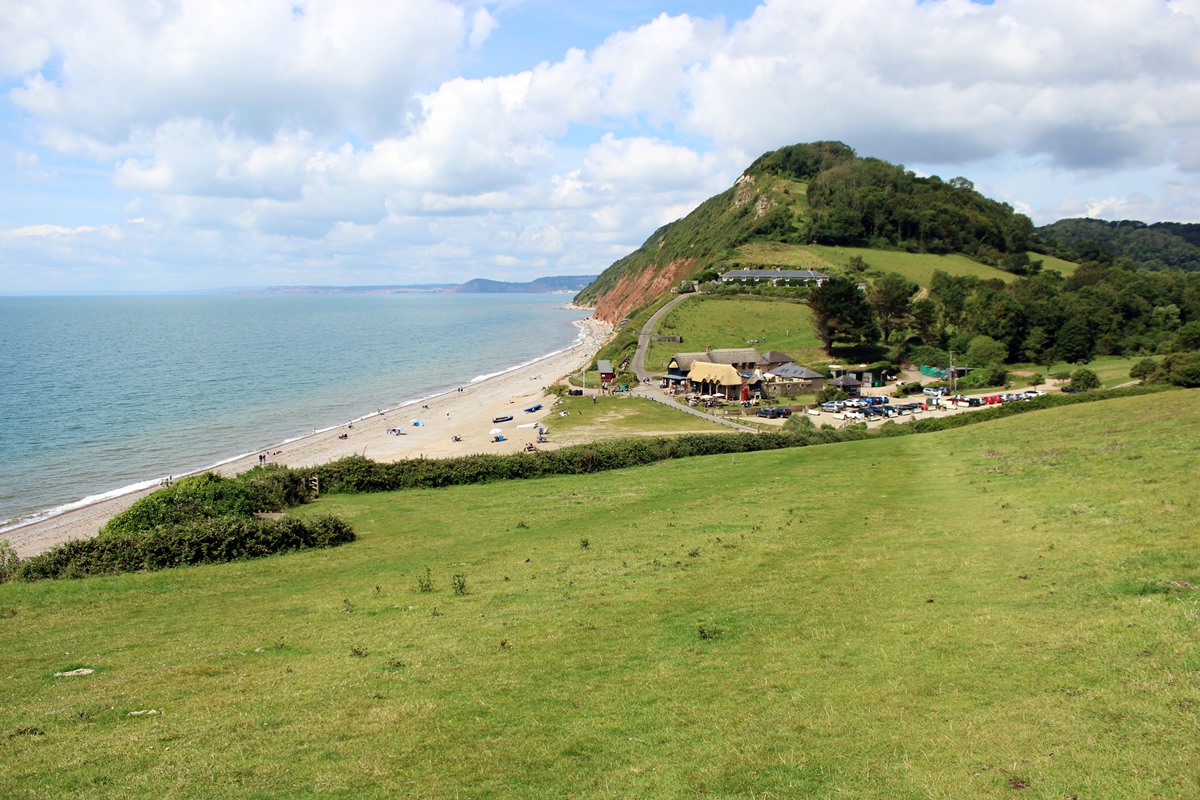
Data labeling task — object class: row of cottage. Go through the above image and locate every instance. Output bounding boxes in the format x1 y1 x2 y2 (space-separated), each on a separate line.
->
658 346 865 401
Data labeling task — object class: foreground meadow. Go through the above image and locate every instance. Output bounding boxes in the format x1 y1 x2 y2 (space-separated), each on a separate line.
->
2 391 1198 798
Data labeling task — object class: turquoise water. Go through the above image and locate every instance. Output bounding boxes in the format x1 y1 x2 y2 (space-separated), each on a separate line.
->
0 294 591 528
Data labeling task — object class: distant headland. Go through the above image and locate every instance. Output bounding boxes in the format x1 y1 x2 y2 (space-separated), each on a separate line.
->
237 274 598 296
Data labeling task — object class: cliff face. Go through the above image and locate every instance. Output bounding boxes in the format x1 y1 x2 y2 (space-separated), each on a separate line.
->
591 258 697 324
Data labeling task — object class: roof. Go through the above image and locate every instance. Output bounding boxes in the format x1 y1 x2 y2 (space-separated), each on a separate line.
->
686 362 744 386
829 374 862 387
719 268 830 281
767 363 825 380
669 348 762 371
597 359 614 373
705 347 762 366
760 350 794 366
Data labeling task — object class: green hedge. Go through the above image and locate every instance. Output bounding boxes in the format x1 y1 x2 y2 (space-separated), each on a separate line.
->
313 432 813 494
101 468 309 537
15 515 354 581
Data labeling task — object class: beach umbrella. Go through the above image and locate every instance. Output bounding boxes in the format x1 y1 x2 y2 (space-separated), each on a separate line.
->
489 427 503 435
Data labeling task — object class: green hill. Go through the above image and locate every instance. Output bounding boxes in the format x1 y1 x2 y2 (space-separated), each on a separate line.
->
1037 218 1200 272
3 391 1198 798
578 142 1044 324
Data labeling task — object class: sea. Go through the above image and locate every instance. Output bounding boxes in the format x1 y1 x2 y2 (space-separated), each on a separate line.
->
0 293 593 530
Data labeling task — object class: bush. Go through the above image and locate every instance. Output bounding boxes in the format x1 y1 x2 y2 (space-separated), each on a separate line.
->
1069 368 1102 392
907 345 949 369
1151 352 1200 387
1130 358 1158 384
101 472 271 537
955 364 1007 390
815 387 849 404
15 515 354 582
313 432 817 495
0 539 19 583
233 464 310 510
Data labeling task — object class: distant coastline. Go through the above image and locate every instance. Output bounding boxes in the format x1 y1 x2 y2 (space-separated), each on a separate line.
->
236 274 598 296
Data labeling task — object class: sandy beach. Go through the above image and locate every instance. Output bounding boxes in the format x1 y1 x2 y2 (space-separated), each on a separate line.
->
4 316 612 559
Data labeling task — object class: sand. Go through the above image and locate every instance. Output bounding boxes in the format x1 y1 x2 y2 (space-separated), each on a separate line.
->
4 316 612 559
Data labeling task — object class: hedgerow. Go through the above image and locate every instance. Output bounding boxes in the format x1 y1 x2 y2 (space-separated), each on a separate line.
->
100 470 304 537
15 515 354 582
312 432 811 494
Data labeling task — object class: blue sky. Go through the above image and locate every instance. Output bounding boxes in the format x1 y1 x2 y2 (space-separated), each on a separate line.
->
2 0 1198 293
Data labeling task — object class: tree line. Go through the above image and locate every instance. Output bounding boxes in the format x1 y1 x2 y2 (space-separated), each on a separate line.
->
807 257 1200 386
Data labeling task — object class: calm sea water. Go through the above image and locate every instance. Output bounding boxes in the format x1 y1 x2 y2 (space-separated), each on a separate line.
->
0 293 591 528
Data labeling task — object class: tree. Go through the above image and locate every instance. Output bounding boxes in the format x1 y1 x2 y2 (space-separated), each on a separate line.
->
866 272 918 345
1054 317 1094 363
1176 320 1200 351
1130 358 1158 384
910 297 942 346
1163 352 1200 387
807 276 877 355
1069 368 1101 392
965 335 1008 368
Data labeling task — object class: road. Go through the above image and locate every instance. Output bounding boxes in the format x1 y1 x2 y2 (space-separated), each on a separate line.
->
622 291 759 433
630 291 695 381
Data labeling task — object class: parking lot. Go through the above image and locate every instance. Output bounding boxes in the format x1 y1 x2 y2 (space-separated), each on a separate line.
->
812 388 1047 425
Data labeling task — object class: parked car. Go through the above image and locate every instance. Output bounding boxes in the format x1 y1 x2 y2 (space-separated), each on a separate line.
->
923 387 947 397
756 407 779 418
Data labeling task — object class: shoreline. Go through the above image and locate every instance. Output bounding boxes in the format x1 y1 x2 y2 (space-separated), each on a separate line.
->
4 315 611 559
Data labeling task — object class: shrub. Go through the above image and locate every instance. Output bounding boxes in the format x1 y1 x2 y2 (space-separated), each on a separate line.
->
15 515 354 581
1152 352 1200 387
101 473 267 537
417 567 433 593
1130 358 1159 384
1069 368 1102 392
815 387 848 404
233 464 311 510
0 539 19 583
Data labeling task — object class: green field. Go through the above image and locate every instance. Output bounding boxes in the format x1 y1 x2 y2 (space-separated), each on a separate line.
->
644 295 822 373
732 242 1019 288
2 391 1198 798
543 394 729 442
1013 355 1141 390
1033 252 1080 277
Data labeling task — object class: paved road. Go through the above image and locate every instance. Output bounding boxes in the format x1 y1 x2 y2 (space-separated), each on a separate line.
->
621 291 761 432
628 384 760 433
630 291 696 381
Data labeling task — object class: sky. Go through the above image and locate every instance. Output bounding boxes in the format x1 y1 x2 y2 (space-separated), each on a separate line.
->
2 0 1199 293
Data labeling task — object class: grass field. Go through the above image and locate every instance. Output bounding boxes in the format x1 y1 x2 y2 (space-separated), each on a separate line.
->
1033 252 1080 277
732 242 1017 288
542 394 730 443
1011 355 1141 389
644 296 822 373
2 391 1198 798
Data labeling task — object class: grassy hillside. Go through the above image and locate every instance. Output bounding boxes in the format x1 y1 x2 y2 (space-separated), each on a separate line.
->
644 295 822 372
578 141 1044 323
729 242 1082 287
1030 251 1079 277
2 392 1198 798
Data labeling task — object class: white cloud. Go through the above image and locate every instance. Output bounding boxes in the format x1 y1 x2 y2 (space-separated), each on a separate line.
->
468 7 496 51
7 0 470 146
3 0 1200 292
